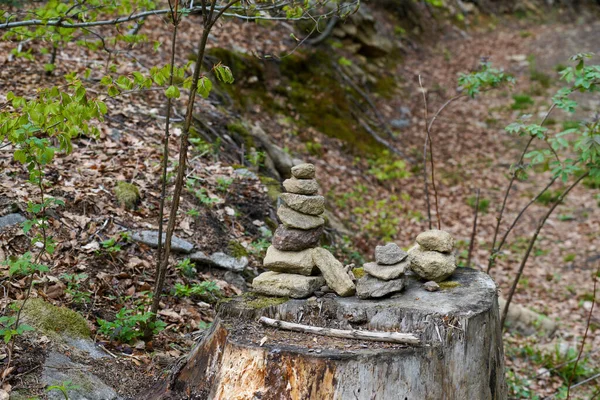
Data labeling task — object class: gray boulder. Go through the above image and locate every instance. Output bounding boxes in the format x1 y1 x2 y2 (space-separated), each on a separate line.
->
252 271 325 298
356 275 406 299
291 163 316 179
363 260 408 281
409 245 456 282
277 204 324 230
189 251 248 272
280 193 324 215
263 245 317 275
272 225 323 251
375 243 407 265
312 248 356 297
132 230 194 253
0 213 26 230
282 178 319 195
416 229 455 253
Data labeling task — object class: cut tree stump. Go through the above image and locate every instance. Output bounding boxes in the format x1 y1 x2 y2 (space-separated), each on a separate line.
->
141 268 506 399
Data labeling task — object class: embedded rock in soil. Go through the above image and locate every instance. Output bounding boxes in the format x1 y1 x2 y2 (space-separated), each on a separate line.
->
282 178 319 195
272 225 323 251
280 193 325 215
277 204 325 230
43 351 121 400
423 281 440 292
356 274 406 299
291 163 316 179
375 243 407 265
252 271 325 298
312 248 356 297
416 229 454 253
363 260 408 281
132 230 194 253
210 252 248 272
0 213 26 230
263 245 317 275
409 245 456 282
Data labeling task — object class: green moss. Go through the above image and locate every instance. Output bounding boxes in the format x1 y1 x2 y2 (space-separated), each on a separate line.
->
226 120 254 149
21 298 90 339
438 281 460 289
228 240 249 258
352 267 365 279
246 295 289 309
259 175 281 203
114 181 140 210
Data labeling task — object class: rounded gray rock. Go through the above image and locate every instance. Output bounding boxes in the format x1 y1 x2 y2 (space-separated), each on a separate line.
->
375 243 407 265
409 245 456 282
272 225 323 251
283 178 319 195
416 229 455 253
291 163 316 179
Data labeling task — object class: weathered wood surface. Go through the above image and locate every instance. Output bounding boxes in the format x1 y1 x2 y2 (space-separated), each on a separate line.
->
141 268 507 400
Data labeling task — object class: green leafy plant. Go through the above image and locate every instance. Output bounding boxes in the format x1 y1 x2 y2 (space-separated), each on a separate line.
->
60 273 91 305
467 195 490 214
172 281 221 301
175 258 196 278
98 308 165 343
47 380 80 400
100 237 122 253
0 315 34 344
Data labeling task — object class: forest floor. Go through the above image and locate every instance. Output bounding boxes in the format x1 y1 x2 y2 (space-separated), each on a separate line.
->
0 3 599 399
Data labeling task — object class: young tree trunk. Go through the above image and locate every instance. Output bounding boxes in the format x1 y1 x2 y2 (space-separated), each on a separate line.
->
141 268 506 400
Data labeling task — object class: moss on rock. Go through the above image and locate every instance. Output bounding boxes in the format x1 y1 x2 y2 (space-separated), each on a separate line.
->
228 240 249 258
438 281 460 289
259 175 282 204
352 267 366 279
114 181 140 210
246 295 289 309
21 298 90 339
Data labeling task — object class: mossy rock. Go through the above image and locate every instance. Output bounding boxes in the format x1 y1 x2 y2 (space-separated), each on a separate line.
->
438 280 461 290
228 240 249 258
114 181 140 210
352 267 366 279
259 175 282 204
245 295 289 309
21 298 91 340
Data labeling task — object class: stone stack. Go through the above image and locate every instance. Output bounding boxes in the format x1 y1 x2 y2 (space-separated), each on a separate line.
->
408 229 456 283
356 243 409 299
252 164 355 298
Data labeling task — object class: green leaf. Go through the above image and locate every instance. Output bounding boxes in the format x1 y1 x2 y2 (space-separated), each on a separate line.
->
165 85 180 99
197 76 212 98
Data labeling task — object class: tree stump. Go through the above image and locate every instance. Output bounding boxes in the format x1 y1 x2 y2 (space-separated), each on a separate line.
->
141 268 506 399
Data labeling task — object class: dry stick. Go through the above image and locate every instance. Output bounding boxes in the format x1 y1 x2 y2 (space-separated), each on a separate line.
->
146 0 180 338
418 76 432 229
466 188 479 268
488 103 557 274
500 171 589 328
566 265 599 400
259 317 420 345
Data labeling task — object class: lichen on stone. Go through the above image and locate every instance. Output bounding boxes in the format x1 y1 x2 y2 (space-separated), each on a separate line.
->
114 181 140 210
245 295 289 309
352 267 366 279
21 298 91 339
228 240 249 258
438 281 460 289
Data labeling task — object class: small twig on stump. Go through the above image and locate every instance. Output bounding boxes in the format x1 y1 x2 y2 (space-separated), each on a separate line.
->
259 316 420 345
418 75 432 229
566 265 598 400
467 188 479 268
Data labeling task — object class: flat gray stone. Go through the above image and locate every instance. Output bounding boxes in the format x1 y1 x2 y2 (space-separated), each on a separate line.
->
363 259 408 281
190 251 248 271
291 163 316 179
211 252 248 272
416 229 455 253
409 245 456 282
283 178 319 195
280 193 324 215
375 243 407 265
277 204 324 230
312 248 355 297
263 245 317 275
252 271 325 298
43 351 121 400
0 213 26 230
272 225 323 251
356 274 406 299
132 230 194 253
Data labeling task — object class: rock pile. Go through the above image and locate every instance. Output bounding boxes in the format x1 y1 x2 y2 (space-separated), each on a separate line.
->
252 164 355 298
408 229 456 283
356 243 409 299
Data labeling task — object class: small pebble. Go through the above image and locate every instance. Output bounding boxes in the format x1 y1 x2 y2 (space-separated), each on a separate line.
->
423 281 440 292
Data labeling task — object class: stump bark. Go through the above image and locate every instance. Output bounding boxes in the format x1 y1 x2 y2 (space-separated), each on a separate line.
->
141 268 506 399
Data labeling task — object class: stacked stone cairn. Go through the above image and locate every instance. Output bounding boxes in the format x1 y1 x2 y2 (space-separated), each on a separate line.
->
356 243 409 299
252 164 356 298
408 229 457 288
